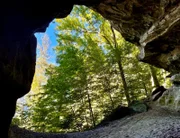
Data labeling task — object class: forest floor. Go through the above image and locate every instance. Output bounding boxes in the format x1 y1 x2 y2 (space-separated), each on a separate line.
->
10 106 180 138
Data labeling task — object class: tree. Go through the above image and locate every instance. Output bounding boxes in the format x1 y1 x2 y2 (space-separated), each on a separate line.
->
13 5 171 133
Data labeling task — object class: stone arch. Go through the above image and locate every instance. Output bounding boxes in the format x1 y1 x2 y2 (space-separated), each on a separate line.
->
1 1 180 137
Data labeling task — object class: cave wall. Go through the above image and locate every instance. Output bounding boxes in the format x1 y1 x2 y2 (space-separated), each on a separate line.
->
90 0 180 73
1 0 180 137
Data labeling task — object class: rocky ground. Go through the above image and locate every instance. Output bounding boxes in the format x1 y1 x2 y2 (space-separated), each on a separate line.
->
9 106 180 138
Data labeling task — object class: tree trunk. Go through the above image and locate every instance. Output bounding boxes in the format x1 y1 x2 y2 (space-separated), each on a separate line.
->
70 106 83 132
104 76 114 108
84 114 90 129
143 82 149 98
149 65 160 88
87 91 96 127
108 92 114 109
79 90 91 129
117 61 131 106
110 26 131 106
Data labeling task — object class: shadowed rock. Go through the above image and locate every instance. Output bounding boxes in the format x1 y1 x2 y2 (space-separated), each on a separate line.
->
151 86 167 101
95 101 148 128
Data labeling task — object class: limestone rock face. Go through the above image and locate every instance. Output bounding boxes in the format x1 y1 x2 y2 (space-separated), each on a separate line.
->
90 0 180 74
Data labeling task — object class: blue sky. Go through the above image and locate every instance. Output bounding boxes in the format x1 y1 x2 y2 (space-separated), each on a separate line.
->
34 20 58 64
17 21 58 103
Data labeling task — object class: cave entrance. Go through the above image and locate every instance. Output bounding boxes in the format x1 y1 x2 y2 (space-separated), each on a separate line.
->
13 4 171 134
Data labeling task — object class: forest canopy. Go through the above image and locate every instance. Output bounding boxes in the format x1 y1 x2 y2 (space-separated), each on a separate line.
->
12 5 171 133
